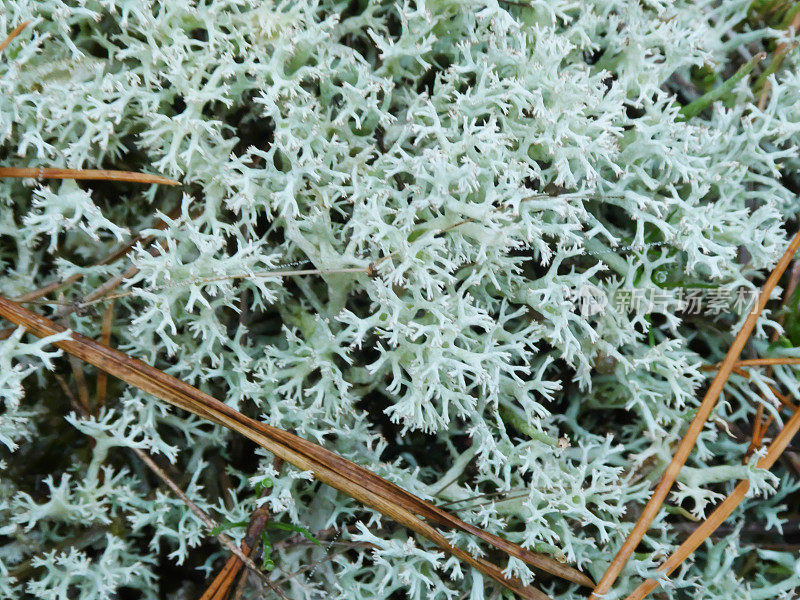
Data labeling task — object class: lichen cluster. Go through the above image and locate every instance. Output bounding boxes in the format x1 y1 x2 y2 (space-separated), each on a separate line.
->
2 1 800 599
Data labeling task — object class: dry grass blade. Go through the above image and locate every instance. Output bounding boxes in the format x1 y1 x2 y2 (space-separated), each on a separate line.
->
0 295 575 600
589 228 800 599
624 405 800 600
731 366 750 379
0 20 30 54
745 402 765 460
0 167 179 186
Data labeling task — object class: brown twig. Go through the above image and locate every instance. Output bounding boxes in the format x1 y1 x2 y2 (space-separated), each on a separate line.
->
0 167 179 186
230 565 252 600
56 308 91 412
67 351 91 411
54 373 79 407
199 508 276 600
200 553 244 600
589 229 800 599
134 451 290 599
0 295 593 599
745 402 765 460
624 405 800 600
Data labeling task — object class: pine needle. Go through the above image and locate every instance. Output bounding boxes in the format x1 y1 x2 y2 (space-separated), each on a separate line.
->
0 167 179 186
702 357 800 370
0 20 31 54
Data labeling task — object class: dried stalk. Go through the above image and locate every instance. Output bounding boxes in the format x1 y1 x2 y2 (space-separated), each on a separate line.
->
230 565 251 600
132 450 290 599
702 357 800 370
199 508 273 600
745 402 768 461
200 460 281 600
